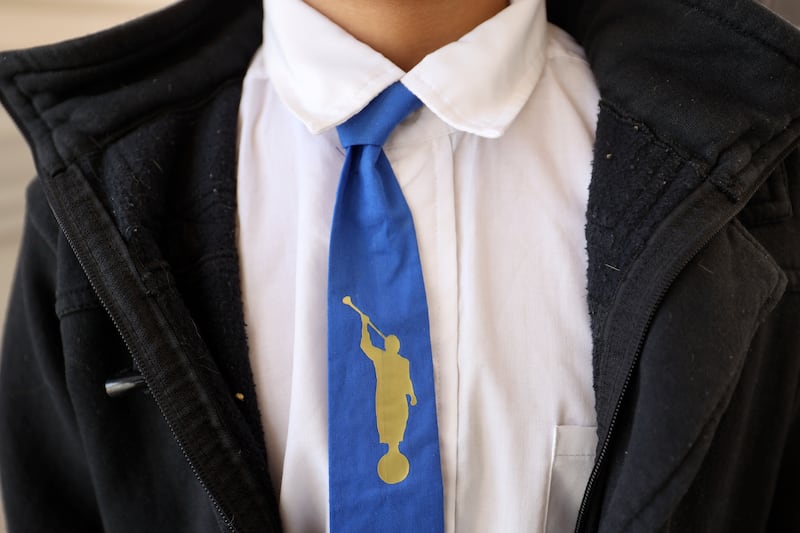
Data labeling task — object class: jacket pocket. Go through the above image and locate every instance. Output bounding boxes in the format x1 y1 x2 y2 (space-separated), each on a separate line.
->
544 425 598 533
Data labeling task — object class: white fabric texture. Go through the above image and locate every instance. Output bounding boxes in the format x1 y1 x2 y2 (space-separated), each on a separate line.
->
236 0 600 531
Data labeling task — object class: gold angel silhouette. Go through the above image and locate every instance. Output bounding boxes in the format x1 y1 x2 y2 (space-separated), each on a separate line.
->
342 296 416 484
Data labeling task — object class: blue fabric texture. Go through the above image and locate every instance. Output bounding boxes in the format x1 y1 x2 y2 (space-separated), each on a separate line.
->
328 82 444 532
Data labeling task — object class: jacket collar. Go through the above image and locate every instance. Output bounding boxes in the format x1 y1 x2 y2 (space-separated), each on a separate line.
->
551 0 800 196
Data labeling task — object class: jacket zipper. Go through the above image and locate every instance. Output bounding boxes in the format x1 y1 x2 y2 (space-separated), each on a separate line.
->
573 222 724 532
47 203 239 533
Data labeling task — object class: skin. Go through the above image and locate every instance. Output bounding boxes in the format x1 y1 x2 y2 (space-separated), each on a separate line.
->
303 0 510 71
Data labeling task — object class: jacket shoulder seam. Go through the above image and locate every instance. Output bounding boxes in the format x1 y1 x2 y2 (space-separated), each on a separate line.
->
676 0 800 72
599 100 709 179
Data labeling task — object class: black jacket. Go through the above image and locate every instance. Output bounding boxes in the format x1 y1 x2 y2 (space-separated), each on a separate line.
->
0 0 798 531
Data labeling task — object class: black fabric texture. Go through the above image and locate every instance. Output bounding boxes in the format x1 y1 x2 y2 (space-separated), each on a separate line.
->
1 181 222 532
598 221 787 532
0 0 798 531
663 288 800 532
1 0 281 531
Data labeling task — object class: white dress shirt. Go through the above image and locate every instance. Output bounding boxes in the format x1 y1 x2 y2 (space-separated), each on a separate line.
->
236 1 600 531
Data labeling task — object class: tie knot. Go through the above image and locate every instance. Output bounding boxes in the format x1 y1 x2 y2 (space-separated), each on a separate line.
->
337 82 422 148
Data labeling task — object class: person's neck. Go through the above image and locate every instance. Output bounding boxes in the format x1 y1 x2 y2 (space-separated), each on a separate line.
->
303 0 510 71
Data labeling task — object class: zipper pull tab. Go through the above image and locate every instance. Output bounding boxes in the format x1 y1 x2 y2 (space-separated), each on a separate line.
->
105 371 147 397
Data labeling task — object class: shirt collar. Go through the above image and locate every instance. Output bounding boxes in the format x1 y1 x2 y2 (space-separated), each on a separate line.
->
262 0 548 138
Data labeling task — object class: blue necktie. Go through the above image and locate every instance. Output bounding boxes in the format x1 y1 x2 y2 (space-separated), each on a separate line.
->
328 82 444 532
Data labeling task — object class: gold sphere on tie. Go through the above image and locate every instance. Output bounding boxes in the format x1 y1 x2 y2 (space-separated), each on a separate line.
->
378 448 410 484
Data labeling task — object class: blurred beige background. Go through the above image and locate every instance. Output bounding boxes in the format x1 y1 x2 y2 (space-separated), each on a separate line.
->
0 1 798 532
